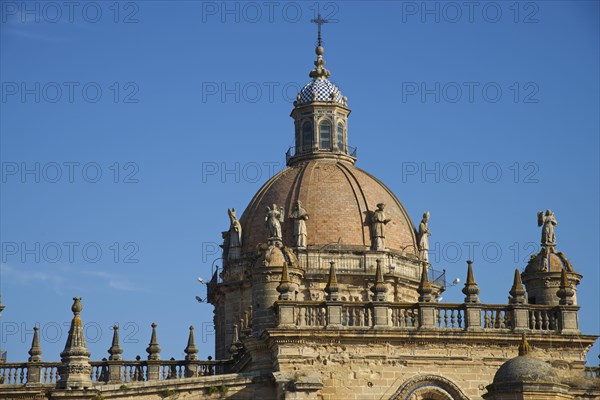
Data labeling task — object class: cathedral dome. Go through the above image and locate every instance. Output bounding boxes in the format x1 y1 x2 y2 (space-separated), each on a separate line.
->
297 79 344 105
493 356 558 384
239 158 419 255
493 336 559 385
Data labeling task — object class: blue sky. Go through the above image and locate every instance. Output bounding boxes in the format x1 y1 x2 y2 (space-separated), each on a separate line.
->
1 1 598 365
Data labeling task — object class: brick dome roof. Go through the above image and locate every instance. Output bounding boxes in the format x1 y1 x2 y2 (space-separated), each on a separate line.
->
239 159 419 255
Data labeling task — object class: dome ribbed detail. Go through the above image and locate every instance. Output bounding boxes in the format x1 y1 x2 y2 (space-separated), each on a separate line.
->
239 159 418 255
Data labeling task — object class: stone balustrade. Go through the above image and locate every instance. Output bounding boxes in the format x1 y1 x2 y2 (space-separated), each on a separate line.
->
297 252 446 287
0 363 29 385
528 306 561 331
0 300 232 389
0 362 60 385
389 304 419 328
295 302 327 327
0 358 223 387
435 305 465 329
275 300 579 334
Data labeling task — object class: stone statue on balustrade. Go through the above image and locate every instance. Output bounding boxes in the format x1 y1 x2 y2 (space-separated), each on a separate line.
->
266 204 285 243
417 211 431 263
289 200 309 248
537 209 557 251
226 208 242 260
370 203 391 251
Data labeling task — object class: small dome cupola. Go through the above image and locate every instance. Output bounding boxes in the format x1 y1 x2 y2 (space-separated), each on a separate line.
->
287 15 353 166
521 210 582 305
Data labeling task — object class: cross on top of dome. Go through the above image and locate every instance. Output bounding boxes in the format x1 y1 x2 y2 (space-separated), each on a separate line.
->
309 13 331 80
295 15 347 107
311 13 328 47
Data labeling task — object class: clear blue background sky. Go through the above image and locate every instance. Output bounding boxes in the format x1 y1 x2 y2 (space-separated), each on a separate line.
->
1 1 599 364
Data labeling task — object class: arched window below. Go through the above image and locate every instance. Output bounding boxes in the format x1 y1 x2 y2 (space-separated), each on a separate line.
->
319 121 331 150
302 122 313 152
390 375 469 400
337 123 345 152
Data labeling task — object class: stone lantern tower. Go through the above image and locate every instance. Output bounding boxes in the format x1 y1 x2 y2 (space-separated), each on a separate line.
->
287 43 352 166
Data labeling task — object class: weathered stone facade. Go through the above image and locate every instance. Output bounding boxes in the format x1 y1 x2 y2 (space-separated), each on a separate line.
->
1 30 598 400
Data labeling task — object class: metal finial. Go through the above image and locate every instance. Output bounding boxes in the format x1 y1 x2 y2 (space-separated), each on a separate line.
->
311 13 329 47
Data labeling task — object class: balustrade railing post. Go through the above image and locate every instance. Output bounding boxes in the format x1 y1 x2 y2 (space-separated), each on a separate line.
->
325 302 342 327
372 303 389 327
464 304 482 331
510 305 529 332
418 303 436 329
557 305 580 334
107 361 123 384
277 302 296 327
184 360 199 379
25 363 41 385
146 361 160 381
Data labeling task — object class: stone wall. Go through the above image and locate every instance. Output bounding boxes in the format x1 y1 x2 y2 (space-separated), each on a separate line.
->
267 331 594 400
